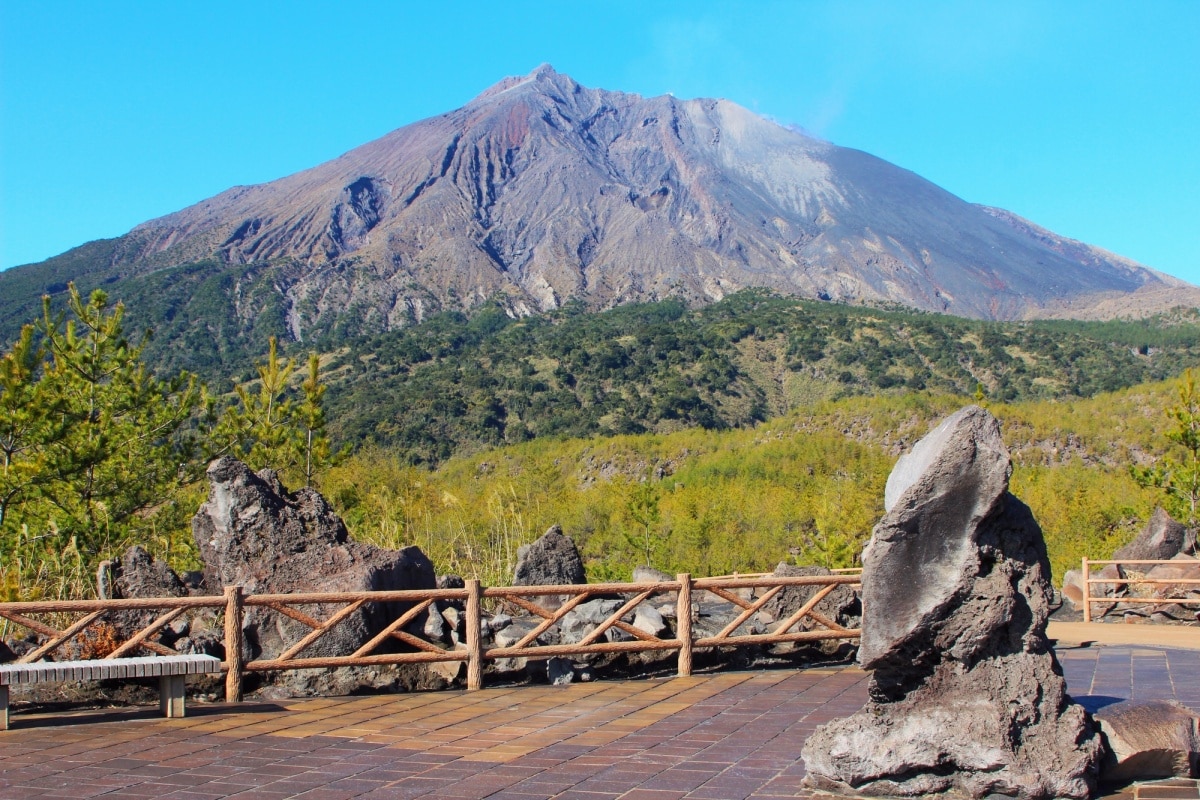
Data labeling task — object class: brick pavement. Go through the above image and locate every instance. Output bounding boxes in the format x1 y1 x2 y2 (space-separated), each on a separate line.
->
0 645 1196 799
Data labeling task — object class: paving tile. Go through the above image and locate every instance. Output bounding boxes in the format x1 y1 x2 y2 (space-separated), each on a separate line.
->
4 648 1198 800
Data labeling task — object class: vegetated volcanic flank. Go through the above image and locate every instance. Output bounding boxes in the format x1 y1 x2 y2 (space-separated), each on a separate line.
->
2 64 1195 352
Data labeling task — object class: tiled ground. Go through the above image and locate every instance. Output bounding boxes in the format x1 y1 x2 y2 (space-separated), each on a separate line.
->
0 645 1196 799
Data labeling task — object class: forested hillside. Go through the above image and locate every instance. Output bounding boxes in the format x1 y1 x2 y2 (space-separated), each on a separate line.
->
318 290 1200 464
3 286 1198 600
320 383 1179 586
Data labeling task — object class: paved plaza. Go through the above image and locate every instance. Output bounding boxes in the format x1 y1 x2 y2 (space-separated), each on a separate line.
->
1 641 1199 799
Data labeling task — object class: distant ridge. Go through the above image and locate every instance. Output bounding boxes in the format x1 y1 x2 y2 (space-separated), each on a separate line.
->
2 64 1196 352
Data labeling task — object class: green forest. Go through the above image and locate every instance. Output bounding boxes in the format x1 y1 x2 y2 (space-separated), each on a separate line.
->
3 284 1199 600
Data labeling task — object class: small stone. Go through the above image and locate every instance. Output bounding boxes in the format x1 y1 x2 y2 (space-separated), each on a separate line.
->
633 605 668 637
545 657 574 685
632 565 673 583
424 609 447 642
437 574 466 589
426 651 465 685
487 612 513 633
494 620 539 649
560 599 622 643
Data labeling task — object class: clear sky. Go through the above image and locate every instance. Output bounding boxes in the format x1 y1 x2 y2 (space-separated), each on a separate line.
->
2 1 1197 282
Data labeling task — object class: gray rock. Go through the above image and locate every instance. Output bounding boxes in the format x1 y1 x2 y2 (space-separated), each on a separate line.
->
802 406 1103 800
513 524 586 587
493 619 540 649
633 605 668 637
97 545 194 651
487 612 513 633
1094 700 1200 783
862 406 1012 666
512 525 586 611
423 608 447 643
632 565 673 583
1114 507 1192 562
192 457 436 694
109 545 188 599
437 574 466 589
561 599 623 644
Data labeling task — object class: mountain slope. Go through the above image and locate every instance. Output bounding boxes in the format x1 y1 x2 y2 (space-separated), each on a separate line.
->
2 65 1195 362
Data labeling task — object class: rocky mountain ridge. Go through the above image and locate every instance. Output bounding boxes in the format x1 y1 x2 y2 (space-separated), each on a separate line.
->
2 65 1195 352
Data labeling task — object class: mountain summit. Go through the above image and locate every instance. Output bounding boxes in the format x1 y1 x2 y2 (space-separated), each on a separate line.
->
2 65 1193 348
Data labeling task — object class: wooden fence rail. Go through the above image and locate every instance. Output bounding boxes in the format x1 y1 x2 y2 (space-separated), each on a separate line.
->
1080 557 1200 623
0 571 862 702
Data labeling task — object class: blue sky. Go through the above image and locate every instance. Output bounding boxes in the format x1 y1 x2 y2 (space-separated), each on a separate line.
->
2 1 1197 282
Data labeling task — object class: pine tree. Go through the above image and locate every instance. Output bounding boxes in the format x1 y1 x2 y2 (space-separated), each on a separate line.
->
215 339 336 486
0 325 53 535
299 353 333 487
0 285 202 594
35 286 202 556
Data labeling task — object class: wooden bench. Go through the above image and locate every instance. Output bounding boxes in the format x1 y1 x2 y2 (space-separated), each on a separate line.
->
0 654 221 729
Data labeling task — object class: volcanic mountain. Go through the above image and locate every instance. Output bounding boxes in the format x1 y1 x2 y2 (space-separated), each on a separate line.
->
2 65 1194 351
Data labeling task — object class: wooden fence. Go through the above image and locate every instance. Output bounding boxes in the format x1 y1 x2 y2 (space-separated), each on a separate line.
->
0 572 862 702
1079 558 1200 622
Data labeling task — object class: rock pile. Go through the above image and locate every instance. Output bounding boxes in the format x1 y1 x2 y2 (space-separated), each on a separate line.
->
801 406 1104 800
1061 507 1200 620
193 457 437 696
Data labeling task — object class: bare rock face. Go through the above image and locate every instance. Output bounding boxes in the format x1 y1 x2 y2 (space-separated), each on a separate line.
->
1114 507 1192 562
801 406 1104 799
192 457 435 678
1094 700 1200 783
91 545 208 657
513 525 586 587
108 545 188 600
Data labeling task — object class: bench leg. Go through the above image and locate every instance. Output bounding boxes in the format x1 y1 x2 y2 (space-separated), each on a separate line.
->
159 674 186 718
1 685 8 731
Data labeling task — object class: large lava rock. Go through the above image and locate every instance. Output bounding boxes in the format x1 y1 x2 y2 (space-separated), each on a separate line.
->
801 406 1104 800
511 524 585 612
513 524 586 587
1114 507 1192 562
193 457 435 674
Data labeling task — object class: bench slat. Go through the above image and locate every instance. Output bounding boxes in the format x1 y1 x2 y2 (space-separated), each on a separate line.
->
0 655 220 685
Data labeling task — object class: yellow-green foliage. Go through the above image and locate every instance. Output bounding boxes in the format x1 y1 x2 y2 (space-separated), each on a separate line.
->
321 423 892 585
323 384 1175 586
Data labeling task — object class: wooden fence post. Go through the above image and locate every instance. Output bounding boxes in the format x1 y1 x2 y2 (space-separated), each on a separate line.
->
676 573 693 678
224 585 244 703
1081 558 1092 624
465 579 483 690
